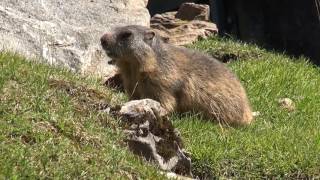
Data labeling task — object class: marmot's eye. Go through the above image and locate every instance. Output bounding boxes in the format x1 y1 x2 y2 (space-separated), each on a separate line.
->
119 31 132 40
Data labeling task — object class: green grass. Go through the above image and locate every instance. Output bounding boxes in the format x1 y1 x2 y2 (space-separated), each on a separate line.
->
1 36 320 179
178 36 320 178
0 52 163 179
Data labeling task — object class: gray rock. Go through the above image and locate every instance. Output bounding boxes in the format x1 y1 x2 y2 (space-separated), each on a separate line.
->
0 0 150 76
119 99 192 177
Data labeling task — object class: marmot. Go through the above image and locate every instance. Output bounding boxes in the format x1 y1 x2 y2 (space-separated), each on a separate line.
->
100 25 253 126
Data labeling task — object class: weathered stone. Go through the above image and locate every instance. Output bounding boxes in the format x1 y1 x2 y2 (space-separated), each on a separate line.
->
175 3 210 21
118 99 192 177
278 98 295 111
151 4 218 46
0 0 150 76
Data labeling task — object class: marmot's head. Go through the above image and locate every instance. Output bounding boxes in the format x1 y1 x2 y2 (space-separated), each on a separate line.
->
101 25 163 63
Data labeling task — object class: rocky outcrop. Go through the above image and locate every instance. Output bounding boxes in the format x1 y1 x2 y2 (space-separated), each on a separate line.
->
0 0 150 76
151 3 218 46
118 99 192 177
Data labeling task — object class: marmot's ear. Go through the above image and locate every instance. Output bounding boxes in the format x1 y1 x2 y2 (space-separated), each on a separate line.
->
144 30 155 40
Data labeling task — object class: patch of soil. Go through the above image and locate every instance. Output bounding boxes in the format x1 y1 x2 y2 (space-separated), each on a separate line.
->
48 79 112 113
47 78 120 146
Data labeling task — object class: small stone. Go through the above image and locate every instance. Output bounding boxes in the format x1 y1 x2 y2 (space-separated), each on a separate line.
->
278 98 295 111
252 111 261 117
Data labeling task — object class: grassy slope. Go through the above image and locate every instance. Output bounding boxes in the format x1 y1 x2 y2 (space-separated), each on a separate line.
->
177 37 320 178
0 53 163 179
1 36 320 179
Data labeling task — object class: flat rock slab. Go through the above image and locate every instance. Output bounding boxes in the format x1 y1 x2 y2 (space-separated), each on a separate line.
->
0 0 149 76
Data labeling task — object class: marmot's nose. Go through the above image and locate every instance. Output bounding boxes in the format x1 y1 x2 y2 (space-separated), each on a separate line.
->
100 33 112 48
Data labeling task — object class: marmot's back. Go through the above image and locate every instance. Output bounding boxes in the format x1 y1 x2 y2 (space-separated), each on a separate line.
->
163 45 253 125
101 25 253 126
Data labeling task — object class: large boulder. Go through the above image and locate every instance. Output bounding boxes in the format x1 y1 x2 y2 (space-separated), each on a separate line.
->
0 0 150 76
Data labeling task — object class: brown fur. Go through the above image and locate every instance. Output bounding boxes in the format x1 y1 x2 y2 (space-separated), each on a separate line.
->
101 25 253 126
